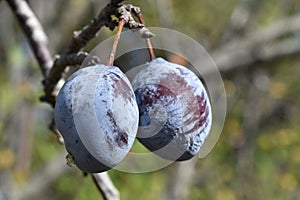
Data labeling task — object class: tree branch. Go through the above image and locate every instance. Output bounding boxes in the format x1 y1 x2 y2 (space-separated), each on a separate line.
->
92 173 120 200
6 0 53 77
13 152 69 200
42 0 124 107
220 0 253 44
6 0 123 199
162 159 197 200
65 1 122 54
54 52 100 68
207 13 300 74
9 152 119 200
7 1 300 200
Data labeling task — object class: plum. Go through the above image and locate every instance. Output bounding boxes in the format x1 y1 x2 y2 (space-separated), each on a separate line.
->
131 58 212 161
54 65 139 173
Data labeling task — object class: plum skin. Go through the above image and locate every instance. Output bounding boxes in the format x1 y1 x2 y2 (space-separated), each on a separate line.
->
54 65 139 173
131 58 212 161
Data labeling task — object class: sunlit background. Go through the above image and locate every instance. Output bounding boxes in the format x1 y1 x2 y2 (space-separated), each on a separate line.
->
1 0 300 199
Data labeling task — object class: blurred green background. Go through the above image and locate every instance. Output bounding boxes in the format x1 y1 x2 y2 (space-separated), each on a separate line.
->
1 0 300 199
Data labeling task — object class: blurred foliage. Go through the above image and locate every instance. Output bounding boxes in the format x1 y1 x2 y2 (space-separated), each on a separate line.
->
1 0 300 200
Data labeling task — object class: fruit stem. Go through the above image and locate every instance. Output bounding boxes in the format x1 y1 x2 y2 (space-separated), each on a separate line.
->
107 19 125 66
135 13 155 61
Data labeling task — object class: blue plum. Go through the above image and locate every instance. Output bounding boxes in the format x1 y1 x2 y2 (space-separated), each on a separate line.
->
54 65 139 173
131 58 212 161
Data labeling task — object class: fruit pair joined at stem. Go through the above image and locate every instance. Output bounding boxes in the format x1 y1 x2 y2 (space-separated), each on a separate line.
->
54 14 212 173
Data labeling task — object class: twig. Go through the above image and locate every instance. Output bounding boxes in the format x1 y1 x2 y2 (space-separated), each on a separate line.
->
106 4 156 66
6 0 53 77
235 83 265 198
54 52 100 68
92 173 120 200
107 19 125 66
42 1 124 107
65 0 123 54
41 52 101 106
134 12 155 60
41 2 154 106
120 5 155 39
220 0 253 44
162 159 197 200
49 117 64 144
202 13 300 74
127 4 155 60
6 0 123 199
14 152 70 200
